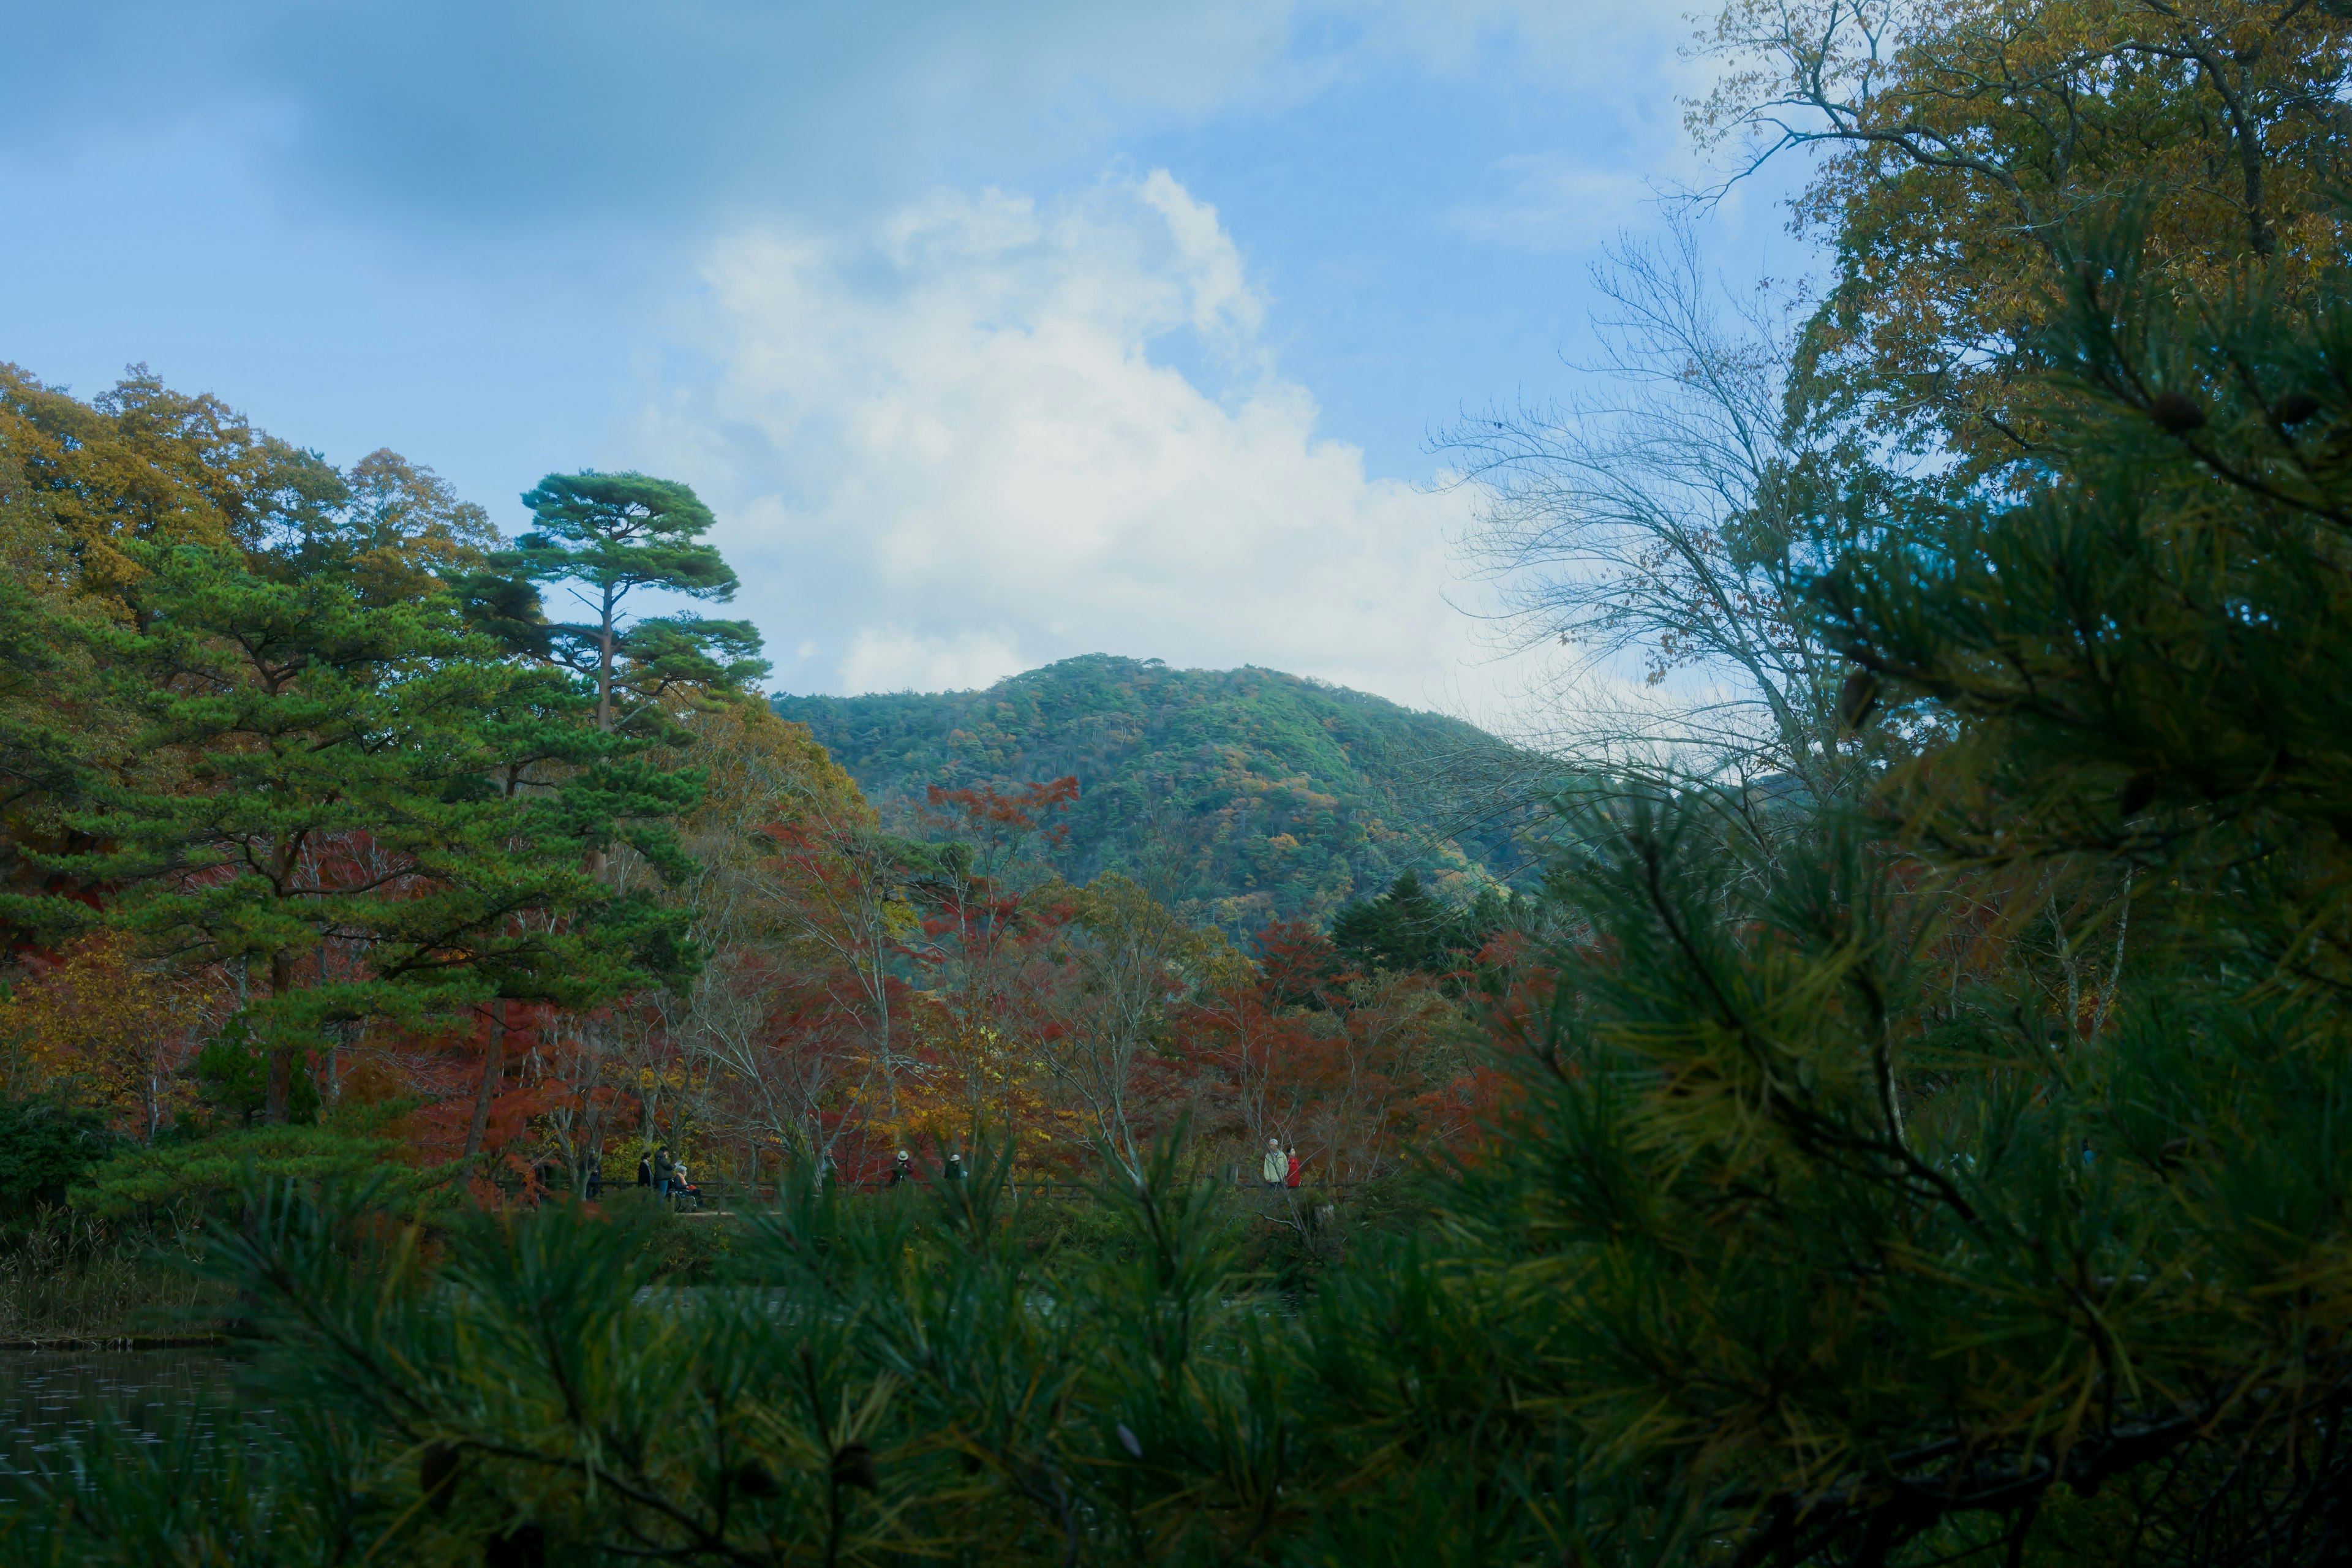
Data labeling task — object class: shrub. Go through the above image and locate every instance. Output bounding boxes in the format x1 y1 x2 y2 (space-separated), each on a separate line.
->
0 1095 116 1221
71 1123 451 1224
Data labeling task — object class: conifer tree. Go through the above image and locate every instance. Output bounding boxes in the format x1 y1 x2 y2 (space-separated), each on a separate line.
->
45 543 697 1123
450 470 766 1155
492 470 767 734
1401 216 2352 1561
1329 869 1506 982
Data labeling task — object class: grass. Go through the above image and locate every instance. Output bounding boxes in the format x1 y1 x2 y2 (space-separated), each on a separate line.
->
0 1209 235 1342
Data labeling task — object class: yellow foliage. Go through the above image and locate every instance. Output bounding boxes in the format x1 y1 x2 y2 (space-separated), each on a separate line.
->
669 700 874 945
0 933 217 1136
0 363 302 600
1697 0 2352 464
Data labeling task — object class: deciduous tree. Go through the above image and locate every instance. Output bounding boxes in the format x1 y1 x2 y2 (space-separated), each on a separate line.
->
1697 0 2352 466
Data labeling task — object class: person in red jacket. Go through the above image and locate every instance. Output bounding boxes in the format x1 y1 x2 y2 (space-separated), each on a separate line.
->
1284 1147 1302 1188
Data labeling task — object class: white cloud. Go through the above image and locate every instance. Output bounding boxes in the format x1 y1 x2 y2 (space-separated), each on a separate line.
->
633 173 1508 715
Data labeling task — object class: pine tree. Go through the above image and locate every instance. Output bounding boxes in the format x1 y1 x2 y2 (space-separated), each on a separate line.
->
47 543 698 1123
1410 214 2352 1561
492 470 767 735
1329 869 1506 983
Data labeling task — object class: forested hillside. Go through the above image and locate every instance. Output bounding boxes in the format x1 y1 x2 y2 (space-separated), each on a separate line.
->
23 4 2352 1561
774 654 1534 930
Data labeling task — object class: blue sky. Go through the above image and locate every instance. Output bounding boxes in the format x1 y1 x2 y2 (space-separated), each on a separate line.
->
4 1 1804 718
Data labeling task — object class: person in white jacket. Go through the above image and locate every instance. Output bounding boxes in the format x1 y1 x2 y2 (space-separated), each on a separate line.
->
1261 1137 1286 1187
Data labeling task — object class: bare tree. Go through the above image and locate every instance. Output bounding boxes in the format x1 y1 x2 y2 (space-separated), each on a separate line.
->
756 800 912 1132
688 942 878 1191
532 1006 631 1192
598 705 894 1184
1444 216 1872 809
1040 875 1216 1181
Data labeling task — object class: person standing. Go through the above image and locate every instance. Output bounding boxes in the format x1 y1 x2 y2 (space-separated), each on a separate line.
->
888 1150 912 1187
636 1151 652 1189
1261 1137 1286 1188
654 1146 674 1199
1284 1147 1302 1189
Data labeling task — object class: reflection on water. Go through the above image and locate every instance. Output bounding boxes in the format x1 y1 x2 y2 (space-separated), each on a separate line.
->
0 1348 263 1483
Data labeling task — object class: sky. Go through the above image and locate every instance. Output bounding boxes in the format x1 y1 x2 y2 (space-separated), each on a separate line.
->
4 0 1806 723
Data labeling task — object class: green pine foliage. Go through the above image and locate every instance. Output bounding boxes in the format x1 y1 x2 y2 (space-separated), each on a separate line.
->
69 1121 449 1224
29 541 702 1118
1328 869 1510 982
489 470 768 735
0 1095 115 1221
774 654 1532 931
1448 220 2352 1559
193 1024 320 1126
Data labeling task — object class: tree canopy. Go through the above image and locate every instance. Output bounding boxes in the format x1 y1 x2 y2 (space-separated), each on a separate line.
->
15 4 2352 1559
493 470 767 734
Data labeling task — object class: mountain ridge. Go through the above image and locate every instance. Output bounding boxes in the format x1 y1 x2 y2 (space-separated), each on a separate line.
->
772 654 1533 932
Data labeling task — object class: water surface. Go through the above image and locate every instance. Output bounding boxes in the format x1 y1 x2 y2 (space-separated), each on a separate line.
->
0 1347 258 1483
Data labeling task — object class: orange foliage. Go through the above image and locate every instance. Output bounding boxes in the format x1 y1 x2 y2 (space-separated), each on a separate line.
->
1183 922 1493 1183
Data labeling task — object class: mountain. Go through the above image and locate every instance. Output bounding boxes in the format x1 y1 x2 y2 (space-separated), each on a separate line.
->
772 655 1537 933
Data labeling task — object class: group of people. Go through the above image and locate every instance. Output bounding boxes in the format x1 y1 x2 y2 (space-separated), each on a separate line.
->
611 1142 1298 1201
1261 1137 1303 1189
634 1145 702 1208
886 1148 967 1185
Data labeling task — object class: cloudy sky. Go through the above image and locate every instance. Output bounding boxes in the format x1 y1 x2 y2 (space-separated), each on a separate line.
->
6 1 1801 719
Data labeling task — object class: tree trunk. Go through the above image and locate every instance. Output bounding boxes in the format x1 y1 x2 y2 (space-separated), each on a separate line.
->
264 950 296 1123
587 612 617 879
466 1000 509 1159
597 594 617 733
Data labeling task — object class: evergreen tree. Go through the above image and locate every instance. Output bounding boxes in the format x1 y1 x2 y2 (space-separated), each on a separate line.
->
1401 217 2352 1560
43 544 697 1123
0 1094 112 1219
491 470 767 734
1329 869 1506 982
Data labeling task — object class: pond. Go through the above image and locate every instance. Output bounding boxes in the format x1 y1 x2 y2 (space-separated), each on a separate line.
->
0 1346 261 1485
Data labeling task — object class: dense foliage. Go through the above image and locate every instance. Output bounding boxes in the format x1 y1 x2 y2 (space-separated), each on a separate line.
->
0 368 739 1204
1700 0 2352 473
0 372 1499 1233
21 229 2352 1558
775 654 1532 932
1329 869 1509 986
0 1095 112 1221
10 3 2352 1561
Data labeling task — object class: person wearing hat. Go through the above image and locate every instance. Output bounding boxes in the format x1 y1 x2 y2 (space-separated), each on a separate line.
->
1261 1137 1286 1188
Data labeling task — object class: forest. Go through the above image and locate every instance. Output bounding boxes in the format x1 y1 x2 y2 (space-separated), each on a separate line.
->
5 0 2352 1563
0 371 1504 1223
774 653 1534 932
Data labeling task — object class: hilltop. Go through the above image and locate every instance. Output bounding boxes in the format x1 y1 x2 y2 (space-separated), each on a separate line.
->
772 655 1536 932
